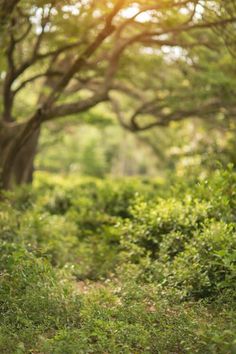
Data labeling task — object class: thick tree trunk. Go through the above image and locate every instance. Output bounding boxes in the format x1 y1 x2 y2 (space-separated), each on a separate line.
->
12 128 40 185
0 122 40 190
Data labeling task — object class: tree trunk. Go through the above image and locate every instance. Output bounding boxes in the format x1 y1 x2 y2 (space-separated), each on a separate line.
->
0 122 40 190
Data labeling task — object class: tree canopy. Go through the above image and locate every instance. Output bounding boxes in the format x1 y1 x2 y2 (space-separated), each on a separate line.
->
0 0 236 188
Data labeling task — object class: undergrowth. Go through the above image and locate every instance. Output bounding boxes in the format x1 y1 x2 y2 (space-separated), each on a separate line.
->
0 168 235 353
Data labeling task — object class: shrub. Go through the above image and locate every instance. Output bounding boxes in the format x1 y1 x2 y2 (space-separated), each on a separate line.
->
118 168 236 299
0 242 80 353
0 168 235 353
162 221 236 299
39 282 236 354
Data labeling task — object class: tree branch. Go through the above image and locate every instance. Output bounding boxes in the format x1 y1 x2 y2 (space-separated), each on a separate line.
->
43 0 126 108
44 91 109 121
110 95 232 132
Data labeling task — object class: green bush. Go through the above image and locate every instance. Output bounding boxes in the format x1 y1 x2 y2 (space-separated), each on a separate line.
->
40 282 236 354
118 168 236 299
160 221 236 299
0 168 235 353
0 242 80 353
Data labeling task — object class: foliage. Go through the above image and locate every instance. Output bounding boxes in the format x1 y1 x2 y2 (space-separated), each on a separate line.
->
118 167 236 298
0 242 81 353
1 1 236 352
1 0 236 189
0 168 236 352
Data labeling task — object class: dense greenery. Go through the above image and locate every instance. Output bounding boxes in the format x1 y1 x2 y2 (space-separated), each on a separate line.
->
0 167 235 353
1 1 236 353
1 0 236 188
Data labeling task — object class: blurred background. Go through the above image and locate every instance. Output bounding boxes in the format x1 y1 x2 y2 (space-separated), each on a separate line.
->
36 107 236 180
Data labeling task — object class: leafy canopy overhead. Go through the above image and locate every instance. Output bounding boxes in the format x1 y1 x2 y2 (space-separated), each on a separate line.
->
0 0 236 132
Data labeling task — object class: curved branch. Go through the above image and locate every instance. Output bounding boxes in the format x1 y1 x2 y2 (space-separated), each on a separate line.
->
13 71 62 95
110 95 234 132
43 92 109 121
43 0 126 108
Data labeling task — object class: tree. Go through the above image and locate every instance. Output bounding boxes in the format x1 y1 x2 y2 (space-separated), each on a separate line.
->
0 0 235 189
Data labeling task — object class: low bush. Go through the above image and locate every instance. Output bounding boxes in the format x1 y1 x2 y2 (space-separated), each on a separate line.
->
0 242 80 353
118 168 236 299
0 168 235 353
